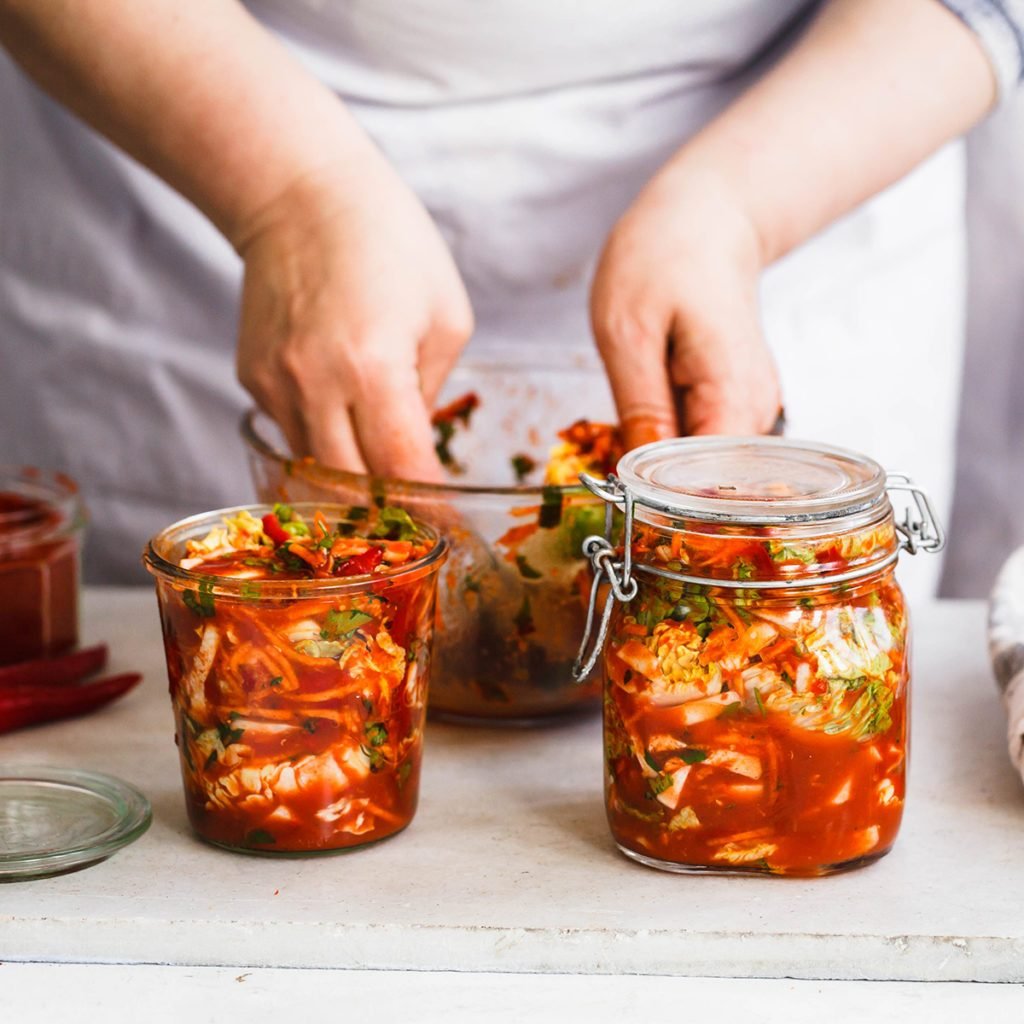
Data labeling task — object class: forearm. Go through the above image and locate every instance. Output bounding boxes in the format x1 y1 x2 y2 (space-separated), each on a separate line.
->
662 0 998 265
0 0 377 247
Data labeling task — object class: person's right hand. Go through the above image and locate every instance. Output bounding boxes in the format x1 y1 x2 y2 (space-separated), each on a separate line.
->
235 154 474 482
590 163 782 452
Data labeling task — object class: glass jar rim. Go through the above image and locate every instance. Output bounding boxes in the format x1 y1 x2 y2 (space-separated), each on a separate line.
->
143 502 448 597
0 466 86 551
616 436 888 525
242 407 592 499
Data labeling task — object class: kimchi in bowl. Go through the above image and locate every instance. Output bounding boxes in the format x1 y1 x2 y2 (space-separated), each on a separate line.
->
241 357 617 724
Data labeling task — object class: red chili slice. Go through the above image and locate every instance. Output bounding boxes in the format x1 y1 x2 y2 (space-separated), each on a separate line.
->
261 513 291 547
334 547 384 577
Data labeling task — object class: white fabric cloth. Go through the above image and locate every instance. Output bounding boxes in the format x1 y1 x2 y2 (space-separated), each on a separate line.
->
987 545 1024 783
0 1 970 598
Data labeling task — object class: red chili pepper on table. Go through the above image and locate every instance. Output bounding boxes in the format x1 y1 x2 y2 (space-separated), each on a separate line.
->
261 513 291 547
0 643 108 689
0 672 142 734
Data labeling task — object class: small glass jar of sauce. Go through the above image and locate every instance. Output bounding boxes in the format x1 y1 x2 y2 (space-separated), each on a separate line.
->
0 467 85 666
573 437 944 877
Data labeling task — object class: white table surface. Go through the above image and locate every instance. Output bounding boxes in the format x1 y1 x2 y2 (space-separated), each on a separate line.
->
2 590 1023 1005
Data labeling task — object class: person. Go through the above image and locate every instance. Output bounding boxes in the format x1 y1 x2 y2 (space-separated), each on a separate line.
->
941 84 1024 597
0 0 1020 594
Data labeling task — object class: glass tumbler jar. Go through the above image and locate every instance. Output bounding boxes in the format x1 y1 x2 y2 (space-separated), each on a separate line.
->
0 467 85 666
574 437 944 877
144 503 447 854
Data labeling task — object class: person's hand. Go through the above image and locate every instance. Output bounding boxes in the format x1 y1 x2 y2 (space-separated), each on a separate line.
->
235 156 473 481
590 163 782 451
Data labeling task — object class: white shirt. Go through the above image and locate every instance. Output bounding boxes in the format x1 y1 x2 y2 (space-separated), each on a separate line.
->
0 1 973 599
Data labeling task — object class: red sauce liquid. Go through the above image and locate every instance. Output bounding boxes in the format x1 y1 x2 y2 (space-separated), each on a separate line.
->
606 677 907 874
0 492 79 666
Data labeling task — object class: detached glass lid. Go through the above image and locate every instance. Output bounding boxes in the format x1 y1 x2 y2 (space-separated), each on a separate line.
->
615 436 888 523
0 765 151 882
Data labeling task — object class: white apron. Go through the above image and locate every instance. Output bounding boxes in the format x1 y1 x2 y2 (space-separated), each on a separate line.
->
0 0 964 602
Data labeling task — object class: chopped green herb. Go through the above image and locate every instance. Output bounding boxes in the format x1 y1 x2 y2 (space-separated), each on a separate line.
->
514 595 535 636
648 774 673 797
434 418 458 470
365 722 388 748
681 748 708 764
362 744 386 772
515 555 543 580
511 453 537 483
267 676 282 688
321 608 374 640
754 687 767 717
735 560 755 581
559 503 606 560
216 720 245 746
643 750 661 773
539 486 563 529
371 506 417 542
244 829 276 846
183 580 216 618
277 547 309 573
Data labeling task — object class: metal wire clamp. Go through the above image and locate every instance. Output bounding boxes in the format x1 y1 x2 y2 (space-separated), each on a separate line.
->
571 470 944 682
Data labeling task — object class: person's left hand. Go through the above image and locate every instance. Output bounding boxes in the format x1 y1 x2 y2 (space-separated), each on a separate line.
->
590 161 783 451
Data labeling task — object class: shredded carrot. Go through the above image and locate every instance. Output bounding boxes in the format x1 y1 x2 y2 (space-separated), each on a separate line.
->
497 522 539 550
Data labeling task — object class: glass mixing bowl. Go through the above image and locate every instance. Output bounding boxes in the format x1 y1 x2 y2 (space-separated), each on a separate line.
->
242 356 616 724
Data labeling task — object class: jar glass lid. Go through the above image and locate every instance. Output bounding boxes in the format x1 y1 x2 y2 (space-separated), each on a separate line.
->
616 436 887 523
0 765 151 882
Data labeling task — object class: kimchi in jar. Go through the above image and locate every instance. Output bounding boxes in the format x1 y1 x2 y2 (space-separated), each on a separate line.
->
0 467 85 666
145 503 446 855
574 438 944 877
